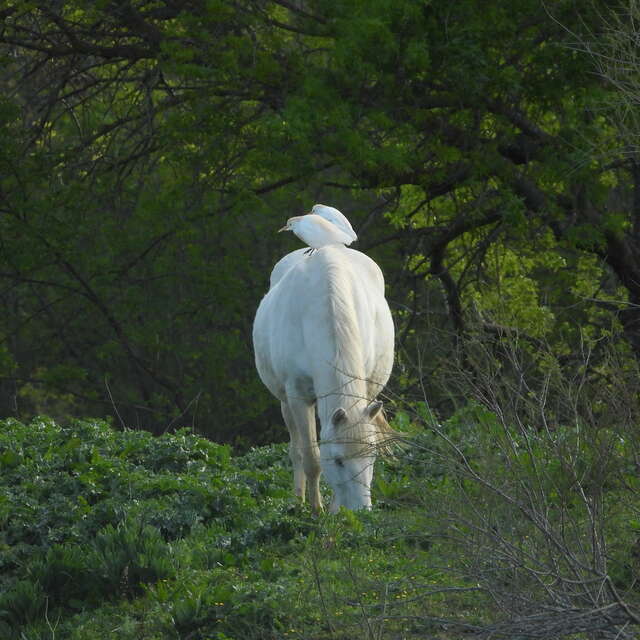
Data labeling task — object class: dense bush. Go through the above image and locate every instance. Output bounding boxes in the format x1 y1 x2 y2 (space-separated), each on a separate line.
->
0 415 477 640
2 410 639 639
0 418 298 638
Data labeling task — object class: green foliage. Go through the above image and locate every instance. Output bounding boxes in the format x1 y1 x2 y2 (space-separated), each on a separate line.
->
0 415 470 638
91 519 175 598
2 402 640 638
0 417 408 638
0 579 47 636
1 0 639 442
0 417 290 636
2 1 640 631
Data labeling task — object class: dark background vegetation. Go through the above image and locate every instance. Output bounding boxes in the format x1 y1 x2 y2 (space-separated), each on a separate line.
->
4 3 640 639
3 0 640 445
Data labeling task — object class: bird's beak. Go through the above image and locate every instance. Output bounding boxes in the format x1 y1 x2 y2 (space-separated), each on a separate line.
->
277 225 288 233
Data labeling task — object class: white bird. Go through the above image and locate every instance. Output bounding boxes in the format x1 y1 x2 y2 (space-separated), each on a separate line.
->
279 214 353 252
309 204 357 244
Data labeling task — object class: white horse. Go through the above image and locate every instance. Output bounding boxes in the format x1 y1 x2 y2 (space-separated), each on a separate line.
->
253 246 394 512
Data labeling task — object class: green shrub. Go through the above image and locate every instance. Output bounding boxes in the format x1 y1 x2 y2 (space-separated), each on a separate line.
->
29 544 92 608
7 407 636 640
90 518 175 599
0 579 46 632
0 417 295 638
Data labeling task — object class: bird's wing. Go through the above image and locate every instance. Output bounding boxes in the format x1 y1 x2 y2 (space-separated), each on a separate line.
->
319 210 357 242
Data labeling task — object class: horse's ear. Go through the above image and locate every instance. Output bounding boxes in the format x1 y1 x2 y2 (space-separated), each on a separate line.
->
332 408 347 426
366 400 383 419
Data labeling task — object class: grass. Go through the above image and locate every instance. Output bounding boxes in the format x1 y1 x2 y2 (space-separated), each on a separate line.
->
0 416 486 639
2 409 638 639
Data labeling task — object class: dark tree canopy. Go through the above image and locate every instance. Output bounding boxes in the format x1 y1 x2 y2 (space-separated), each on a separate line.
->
0 0 637 442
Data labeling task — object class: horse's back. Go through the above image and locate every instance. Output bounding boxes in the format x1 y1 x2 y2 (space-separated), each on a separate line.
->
269 246 385 294
253 246 393 400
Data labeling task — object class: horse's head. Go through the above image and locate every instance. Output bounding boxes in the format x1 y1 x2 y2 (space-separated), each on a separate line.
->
320 399 387 512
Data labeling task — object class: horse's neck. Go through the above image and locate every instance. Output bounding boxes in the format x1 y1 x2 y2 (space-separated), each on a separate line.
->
315 360 368 417
314 310 367 425
315 265 369 425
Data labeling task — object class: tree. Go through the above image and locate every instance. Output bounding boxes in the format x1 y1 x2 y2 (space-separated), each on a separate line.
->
0 0 636 438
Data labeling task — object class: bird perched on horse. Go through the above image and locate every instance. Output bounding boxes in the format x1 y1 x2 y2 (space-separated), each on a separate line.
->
278 214 353 254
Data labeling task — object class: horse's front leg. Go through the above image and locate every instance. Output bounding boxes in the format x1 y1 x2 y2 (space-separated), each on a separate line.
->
285 397 323 513
281 401 306 499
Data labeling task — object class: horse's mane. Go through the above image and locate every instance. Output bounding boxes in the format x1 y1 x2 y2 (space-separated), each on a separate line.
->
321 252 374 447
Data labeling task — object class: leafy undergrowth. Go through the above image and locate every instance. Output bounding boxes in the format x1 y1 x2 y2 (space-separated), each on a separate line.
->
0 417 483 640
6 411 637 639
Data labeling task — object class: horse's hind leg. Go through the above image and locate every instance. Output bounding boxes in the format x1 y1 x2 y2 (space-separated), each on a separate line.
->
281 401 306 500
284 398 323 513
